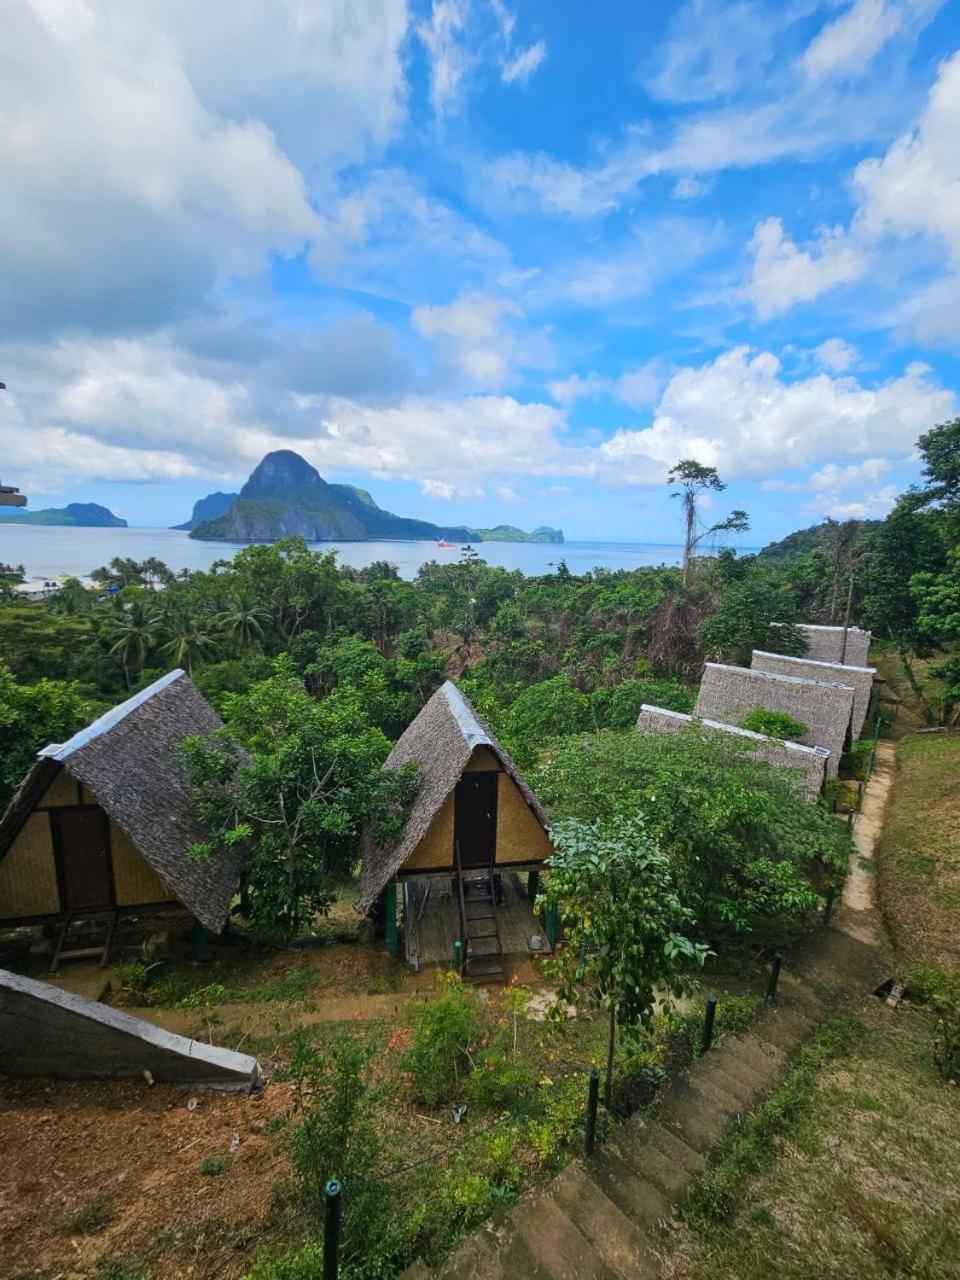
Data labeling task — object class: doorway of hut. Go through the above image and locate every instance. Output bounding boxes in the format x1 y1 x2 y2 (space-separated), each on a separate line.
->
454 771 497 868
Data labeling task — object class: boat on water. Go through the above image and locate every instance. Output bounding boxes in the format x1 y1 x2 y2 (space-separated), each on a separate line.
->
436 540 455 548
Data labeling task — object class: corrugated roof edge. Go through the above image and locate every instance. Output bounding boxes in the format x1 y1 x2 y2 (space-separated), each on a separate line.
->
40 670 186 762
440 680 493 750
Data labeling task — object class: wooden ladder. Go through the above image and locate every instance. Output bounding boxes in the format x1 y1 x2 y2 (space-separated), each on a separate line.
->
49 909 119 975
455 841 505 984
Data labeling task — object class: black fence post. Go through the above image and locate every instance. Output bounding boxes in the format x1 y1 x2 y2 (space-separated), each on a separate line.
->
701 994 718 1054
765 953 782 1004
323 1178 342 1280
585 1067 600 1157
824 885 837 927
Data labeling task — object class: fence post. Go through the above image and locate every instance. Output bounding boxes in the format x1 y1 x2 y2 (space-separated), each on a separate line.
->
824 885 836 927
385 883 398 958
452 938 462 974
323 1178 342 1280
765 953 782 1004
585 1067 600 1156
701 994 718 1053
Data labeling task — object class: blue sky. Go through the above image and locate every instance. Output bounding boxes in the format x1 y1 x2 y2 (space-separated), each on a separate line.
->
2 0 960 543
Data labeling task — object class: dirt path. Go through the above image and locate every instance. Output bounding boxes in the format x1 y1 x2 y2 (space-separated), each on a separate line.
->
839 740 896 945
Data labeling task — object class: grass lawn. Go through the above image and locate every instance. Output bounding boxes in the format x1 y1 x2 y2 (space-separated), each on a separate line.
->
874 732 960 979
661 999 960 1280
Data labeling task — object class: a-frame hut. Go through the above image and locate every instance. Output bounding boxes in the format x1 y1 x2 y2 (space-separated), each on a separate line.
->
0 670 244 968
359 681 554 979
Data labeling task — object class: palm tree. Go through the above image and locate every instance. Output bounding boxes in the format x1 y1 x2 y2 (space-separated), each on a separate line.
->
214 592 270 653
103 598 161 686
159 609 220 676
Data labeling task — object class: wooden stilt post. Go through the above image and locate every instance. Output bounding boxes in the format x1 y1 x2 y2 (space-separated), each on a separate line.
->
192 919 209 964
527 870 540 902
545 903 558 950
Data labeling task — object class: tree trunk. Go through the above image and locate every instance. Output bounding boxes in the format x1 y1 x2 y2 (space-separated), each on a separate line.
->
682 494 696 589
840 569 855 664
605 1002 617 1109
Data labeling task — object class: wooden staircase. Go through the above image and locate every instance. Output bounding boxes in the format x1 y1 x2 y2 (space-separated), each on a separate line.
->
455 841 505 984
49 909 119 975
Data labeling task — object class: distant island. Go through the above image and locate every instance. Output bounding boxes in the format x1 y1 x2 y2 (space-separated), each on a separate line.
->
3 502 127 528
470 524 563 543
171 491 238 531
185 451 562 545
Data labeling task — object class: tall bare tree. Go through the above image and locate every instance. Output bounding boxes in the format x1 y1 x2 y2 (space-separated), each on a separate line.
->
667 460 749 587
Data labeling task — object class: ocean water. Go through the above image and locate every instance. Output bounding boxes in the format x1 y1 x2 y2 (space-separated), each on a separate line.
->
0 523 737 582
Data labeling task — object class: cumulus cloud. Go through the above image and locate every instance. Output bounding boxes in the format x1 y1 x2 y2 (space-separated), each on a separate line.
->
591 346 954 483
548 364 662 409
412 292 551 388
743 218 867 318
0 1 408 338
804 485 900 518
814 338 861 372
809 458 892 488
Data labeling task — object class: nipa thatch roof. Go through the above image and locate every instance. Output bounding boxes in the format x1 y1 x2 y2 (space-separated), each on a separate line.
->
0 670 243 932
358 680 549 912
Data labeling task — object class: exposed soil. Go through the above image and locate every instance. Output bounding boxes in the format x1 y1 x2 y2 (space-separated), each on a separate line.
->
0 1076 294 1280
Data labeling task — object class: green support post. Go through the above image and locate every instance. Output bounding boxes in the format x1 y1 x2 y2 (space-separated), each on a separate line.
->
192 919 209 964
526 870 540 902
453 938 463 973
545 903 558 950
385 883 398 959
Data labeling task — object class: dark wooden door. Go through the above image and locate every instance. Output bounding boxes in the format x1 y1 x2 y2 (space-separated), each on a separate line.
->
53 808 113 911
454 772 498 868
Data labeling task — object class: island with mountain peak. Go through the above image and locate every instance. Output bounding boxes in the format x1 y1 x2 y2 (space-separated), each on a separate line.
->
3 502 127 528
182 451 563 544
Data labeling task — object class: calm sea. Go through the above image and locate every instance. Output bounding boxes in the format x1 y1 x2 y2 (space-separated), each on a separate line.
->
0 524 755 582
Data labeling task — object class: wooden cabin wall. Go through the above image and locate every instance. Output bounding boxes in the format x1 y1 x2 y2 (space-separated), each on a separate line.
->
401 746 553 872
0 770 176 922
0 813 60 917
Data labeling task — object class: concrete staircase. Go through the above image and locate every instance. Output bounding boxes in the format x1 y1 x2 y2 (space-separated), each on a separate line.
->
402 927 889 1280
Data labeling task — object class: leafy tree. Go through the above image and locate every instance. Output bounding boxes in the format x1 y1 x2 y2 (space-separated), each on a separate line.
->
0 663 99 804
591 676 694 728
213 591 271 652
697 568 806 663
501 675 592 767
544 815 709 1105
533 728 849 940
667 460 749 587
181 669 418 940
915 417 960 513
159 607 220 676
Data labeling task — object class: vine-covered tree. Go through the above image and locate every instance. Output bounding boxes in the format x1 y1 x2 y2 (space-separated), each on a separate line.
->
667 460 749 587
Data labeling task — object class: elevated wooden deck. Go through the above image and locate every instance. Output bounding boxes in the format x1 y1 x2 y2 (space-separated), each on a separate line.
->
402 872 550 970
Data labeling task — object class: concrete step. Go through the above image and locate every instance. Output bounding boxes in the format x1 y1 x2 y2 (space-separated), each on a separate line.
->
588 1147 671 1229
629 1117 708 1178
752 1004 818 1054
657 1078 732 1154
711 1038 780 1092
552 1164 660 1279
609 1127 690 1203
686 1063 746 1115
513 1190 621 1279
432 1222 509 1280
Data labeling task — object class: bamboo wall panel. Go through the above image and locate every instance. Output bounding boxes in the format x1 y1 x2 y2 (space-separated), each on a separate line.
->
109 821 174 906
41 770 81 808
496 773 553 863
0 813 59 917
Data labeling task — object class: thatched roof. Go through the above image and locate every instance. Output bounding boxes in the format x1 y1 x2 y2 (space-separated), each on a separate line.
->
0 670 243 932
358 681 549 912
636 704 829 796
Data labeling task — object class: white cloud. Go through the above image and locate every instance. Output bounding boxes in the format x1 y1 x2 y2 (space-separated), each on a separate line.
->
418 0 469 118
814 338 861 372
412 292 550 388
501 41 547 85
805 485 900 518
802 0 941 82
0 1 408 337
421 478 485 500
591 346 954 483
809 458 891 488
743 218 867 318
853 49 960 259
548 364 662 409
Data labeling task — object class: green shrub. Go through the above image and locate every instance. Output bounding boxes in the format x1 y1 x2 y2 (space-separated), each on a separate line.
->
199 1154 232 1176
739 707 808 740
402 973 482 1106
464 1048 536 1107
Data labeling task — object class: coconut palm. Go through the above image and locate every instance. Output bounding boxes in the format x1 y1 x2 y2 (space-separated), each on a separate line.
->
103 598 162 686
159 609 220 676
214 592 271 653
